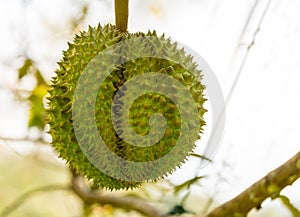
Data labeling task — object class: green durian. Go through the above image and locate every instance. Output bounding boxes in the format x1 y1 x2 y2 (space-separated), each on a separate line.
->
47 24 206 190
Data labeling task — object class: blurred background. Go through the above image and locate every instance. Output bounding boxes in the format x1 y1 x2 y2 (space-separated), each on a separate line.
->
0 0 300 216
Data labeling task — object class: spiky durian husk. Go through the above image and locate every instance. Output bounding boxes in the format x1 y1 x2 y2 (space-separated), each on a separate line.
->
47 24 206 190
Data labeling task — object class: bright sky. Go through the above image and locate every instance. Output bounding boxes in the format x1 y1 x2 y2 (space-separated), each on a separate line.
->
0 0 300 216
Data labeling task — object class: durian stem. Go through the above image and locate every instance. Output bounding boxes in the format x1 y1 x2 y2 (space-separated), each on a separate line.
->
115 0 129 32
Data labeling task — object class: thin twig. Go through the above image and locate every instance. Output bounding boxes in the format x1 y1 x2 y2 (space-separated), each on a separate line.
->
0 136 49 145
1 185 70 217
279 195 300 217
226 0 272 106
204 151 300 217
199 0 273 165
71 172 163 217
238 0 260 43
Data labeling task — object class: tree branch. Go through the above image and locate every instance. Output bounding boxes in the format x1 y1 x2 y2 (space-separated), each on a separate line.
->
71 173 163 217
0 185 70 217
204 151 300 217
115 0 129 31
0 136 49 145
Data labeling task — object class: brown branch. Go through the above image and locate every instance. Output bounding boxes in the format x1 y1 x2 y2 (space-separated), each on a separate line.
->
204 151 300 217
0 136 49 145
1 185 70 217
71 173 163 217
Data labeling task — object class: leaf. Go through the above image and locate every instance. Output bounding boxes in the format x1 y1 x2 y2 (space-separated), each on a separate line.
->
18 59 48 130
28 85 48 130
35 69 47 86
18 58 32 79
190 153 212 162
18 58 47 86
174 176 204 194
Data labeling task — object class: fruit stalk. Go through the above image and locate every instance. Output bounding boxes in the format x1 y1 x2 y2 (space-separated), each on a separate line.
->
115 0 129 32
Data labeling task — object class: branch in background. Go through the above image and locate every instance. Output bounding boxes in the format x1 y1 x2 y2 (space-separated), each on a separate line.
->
71 172 163 217
0 136 49 146
226 0 273 106
204 151 300 217
72 2 89 34
237 0 260 43
0 185 70 217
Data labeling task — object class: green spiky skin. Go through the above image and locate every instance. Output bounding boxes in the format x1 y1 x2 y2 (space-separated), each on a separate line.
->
47 24 206 190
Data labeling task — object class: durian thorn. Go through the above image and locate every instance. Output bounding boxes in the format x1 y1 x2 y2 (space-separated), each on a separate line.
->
115 0 129 32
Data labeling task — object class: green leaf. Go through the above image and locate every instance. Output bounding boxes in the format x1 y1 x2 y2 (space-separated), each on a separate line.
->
18 58 47 86
35 69 47 86
28 85 48 130
18 58 33 79
174 176 204 194
190 153 212 162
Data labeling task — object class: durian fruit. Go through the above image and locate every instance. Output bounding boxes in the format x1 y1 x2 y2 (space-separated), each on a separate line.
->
47 24 206 190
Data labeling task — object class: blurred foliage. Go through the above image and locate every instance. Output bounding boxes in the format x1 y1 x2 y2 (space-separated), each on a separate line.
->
28 85 48 129
0 0 299 217
18 59 32 80
173 176 204 195
0 151 77 217
279 195 300 217
167 205 190 215
18 58 48 130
